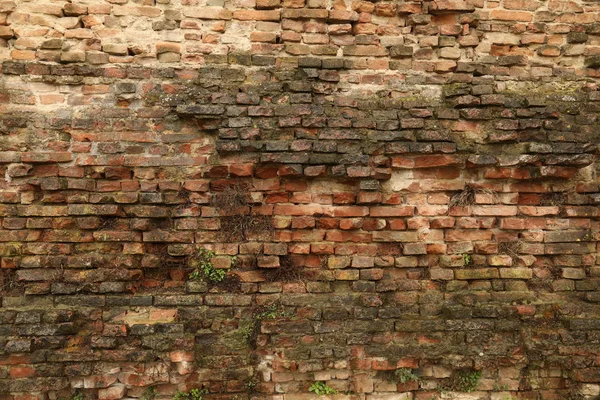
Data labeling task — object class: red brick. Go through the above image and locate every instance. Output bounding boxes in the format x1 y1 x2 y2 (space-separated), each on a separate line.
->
357 192 382 204
332 206 369 217
10 366 35 378
413 155 462 168
518 206 560 216
326 231 372 242
229 164 254 177
333 193 356 204
339 218 363 230
274 204 330 216
445 230 493 242
370 206 414 217
311 243 334 254
417 205 448 216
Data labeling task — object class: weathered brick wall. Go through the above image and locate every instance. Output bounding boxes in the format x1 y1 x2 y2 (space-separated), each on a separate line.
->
1 0 600 399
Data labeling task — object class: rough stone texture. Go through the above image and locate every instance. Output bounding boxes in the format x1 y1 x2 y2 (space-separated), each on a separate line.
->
1 0 600 399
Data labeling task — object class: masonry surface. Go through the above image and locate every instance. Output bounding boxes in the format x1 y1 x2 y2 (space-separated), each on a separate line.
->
1 0 600 399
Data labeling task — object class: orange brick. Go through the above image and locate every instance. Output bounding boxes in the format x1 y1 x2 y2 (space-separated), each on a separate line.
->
11 50 36 60
490 9 533 22
39 94 65 104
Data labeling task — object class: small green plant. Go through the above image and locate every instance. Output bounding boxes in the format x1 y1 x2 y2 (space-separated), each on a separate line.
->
451 369 482 392
395 368 420 384
173 388 208 400
246 375 259 392
381 368 420 385
255 304 291 320
240 304 293 347
239 321 255 343
188 248 226 283
463 253 472 266
58 392 84 400
142 387 158 400
309 381 338 395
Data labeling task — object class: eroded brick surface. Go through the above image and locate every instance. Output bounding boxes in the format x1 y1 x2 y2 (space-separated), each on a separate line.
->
1 0 600 399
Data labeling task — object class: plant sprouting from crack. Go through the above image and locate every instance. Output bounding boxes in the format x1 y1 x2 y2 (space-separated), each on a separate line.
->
395 368 420 384
188 247 226 283
309 381 338 395
245 375 260 393
450 369 482 393
380 368 420 385
463 253 473 266
59 393 84 400
141 387 158 400
173 388 208 400
239 304 293 348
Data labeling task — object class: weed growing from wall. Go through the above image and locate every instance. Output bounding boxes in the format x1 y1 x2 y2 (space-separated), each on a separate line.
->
462 253 473 267
239 304 292 349
58 393 83 400
245 375 259 393
395 368 421 384
173 388 208 400
188 247 226 283
309 382 337 395
141 387 158 400
449 369 482 392
380 368 420 384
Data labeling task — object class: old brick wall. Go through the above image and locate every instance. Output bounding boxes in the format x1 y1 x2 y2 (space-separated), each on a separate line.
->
1 0 600 399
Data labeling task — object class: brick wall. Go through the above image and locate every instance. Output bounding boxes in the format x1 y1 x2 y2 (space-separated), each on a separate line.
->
1 0 600 399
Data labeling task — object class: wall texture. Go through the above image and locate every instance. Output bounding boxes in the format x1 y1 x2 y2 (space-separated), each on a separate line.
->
1 0 600 399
